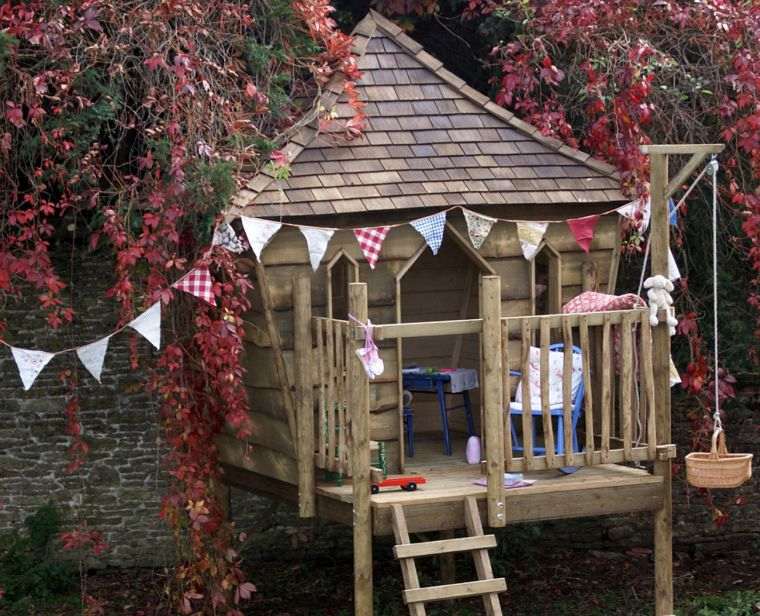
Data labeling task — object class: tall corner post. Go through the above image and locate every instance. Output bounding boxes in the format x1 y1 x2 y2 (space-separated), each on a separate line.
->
649 151 674 616
293 272 315 518
348 282 373 616
481 275 506 528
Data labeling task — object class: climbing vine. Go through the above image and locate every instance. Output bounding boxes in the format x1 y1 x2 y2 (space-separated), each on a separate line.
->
0 0 362 612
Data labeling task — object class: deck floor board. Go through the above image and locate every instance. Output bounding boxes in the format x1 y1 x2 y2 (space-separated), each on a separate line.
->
314 435 664 533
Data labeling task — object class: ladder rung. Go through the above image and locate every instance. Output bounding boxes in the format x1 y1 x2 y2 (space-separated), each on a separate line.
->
394 535 497 559
403 579 507 604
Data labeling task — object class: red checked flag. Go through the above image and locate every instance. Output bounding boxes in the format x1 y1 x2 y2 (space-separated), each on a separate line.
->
354 226 390 269
174 267 216 305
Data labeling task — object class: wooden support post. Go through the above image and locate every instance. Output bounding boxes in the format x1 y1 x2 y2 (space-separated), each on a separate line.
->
349 282 373 616
481 275 505 528
293 273 315 518
649 151 674 616
253 258 298 443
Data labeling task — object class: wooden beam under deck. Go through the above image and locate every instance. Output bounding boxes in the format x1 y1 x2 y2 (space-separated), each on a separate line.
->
222 460 664 537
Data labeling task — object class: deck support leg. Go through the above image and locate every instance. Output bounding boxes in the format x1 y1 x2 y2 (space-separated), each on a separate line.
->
648 149 674 616
654 461 673 615
349 282 373 616
294 273 315 518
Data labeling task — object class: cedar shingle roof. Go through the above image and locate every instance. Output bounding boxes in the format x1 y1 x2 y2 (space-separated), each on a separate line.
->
229 11 625 218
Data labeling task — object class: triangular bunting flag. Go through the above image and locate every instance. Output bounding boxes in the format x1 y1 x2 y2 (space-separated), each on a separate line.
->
212 223 245 253
669 357 681 387
618 197 651 232
462 209 496 250
174 268 215 306
240 216 282 261
516 221 549 260
300 227 335 271
128 302 161 350
410 211 446 255
567 215 600 253
668 248 681 282
668 198 678 226
76 336 110 383
354 226 390 269
10 347 55 391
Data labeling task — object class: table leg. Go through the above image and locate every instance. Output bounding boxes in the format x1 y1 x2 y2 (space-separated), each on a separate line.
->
436 381 451 456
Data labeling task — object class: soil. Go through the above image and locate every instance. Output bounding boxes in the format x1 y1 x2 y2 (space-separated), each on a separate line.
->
46 526 760 615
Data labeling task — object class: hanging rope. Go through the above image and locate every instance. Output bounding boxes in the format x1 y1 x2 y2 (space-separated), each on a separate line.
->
708 155 722 431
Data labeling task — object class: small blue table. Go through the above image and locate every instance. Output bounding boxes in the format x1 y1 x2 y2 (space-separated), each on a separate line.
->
402 370 477 456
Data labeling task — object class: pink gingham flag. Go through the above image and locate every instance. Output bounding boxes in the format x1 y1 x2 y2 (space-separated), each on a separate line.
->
174 267 216 306
354 226 390 269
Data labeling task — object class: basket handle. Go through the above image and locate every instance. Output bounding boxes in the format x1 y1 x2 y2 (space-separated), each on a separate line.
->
710 428 728 459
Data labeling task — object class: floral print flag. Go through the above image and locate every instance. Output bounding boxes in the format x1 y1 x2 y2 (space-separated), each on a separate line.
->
516 221 548 260
463 209 496 250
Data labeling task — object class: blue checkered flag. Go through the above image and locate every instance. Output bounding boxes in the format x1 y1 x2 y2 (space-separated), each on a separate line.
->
410 211 446 255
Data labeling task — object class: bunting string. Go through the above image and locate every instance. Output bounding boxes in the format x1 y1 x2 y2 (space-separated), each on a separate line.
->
0 189 670 390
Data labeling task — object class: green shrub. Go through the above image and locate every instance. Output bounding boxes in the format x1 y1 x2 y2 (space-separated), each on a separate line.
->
0 503 78 615
681 591 760 616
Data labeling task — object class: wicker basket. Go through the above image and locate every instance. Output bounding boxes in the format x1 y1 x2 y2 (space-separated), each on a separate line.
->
685 429 753 489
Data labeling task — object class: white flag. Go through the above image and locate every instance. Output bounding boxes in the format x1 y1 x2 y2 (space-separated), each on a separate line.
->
462 209 496 249
128 302 161 350
300 226 335 271
76 336 110 383
241 216 282 261
668 248 681 282
410 211 446 255
618 197 651 233
10 347 55 391
516 221 548 260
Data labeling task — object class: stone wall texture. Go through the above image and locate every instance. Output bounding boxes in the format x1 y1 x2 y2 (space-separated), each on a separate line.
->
0 248 757 566
0 251 171 567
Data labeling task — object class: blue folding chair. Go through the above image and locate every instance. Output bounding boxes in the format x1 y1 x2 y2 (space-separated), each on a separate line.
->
508 343 585 455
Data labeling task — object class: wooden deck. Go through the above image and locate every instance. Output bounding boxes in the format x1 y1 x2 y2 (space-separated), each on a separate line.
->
312 435 664 535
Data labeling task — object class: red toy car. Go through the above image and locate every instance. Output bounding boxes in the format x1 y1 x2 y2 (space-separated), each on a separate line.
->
370 475 427 494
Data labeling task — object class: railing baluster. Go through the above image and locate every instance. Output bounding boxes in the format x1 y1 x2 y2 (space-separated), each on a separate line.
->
520 319 533 468
540 319 556 467
342 322 351 473
621 313 634 459
501 320 512 467
562 319 574 467
335 321 345 475
640 310 657 459
579 316 595 466
316 319 326 468
601 314 612 464
326 319 336 471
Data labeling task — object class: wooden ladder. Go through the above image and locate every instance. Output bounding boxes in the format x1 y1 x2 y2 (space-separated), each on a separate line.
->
391 496 506 615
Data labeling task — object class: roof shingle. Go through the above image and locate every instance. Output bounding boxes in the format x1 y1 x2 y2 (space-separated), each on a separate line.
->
230 11 625 218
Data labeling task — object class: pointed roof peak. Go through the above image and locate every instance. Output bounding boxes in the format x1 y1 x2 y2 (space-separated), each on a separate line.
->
230 12 623 219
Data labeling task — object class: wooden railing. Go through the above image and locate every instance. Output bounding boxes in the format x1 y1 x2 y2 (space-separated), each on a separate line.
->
313 316 352 477
500 308 660 471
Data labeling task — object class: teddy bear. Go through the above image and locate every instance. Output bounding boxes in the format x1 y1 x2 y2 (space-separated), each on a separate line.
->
643 275 678 336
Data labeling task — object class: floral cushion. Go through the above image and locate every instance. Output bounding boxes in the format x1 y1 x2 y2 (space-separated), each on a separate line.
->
513 347 583 410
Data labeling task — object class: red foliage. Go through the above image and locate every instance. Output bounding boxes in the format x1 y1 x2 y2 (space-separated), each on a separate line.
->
0 0 363 612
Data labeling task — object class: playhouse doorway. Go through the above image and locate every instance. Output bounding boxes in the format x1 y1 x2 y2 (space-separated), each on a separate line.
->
396 225 495 470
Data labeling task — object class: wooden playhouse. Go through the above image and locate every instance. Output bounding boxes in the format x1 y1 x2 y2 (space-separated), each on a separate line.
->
217 10 723 615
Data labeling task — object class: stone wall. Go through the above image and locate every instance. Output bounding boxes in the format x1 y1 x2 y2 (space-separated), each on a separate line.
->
0 250 171 567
